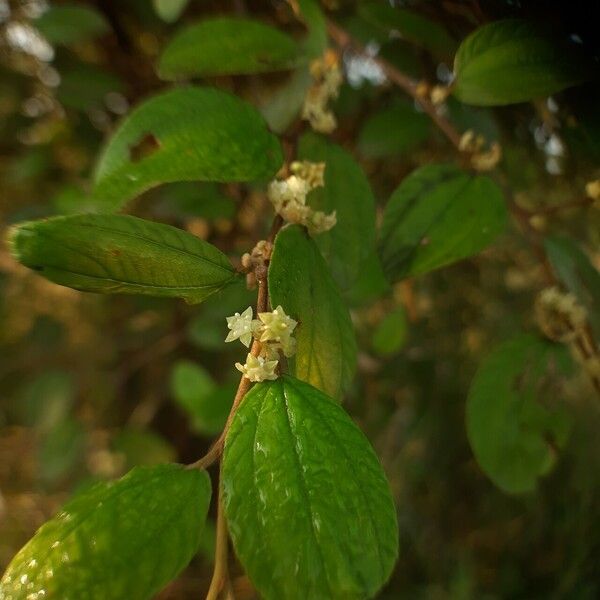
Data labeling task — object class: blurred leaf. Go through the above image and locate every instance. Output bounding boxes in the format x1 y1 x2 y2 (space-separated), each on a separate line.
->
9 214 240 304
299 132 376 289
343 250 391 308
17 370 74 432
297 0 327 58
223 376 398 600
261 67 312 134
34 4 109 45
112 428 176 468
545 236 600 337
453 19 593 106
358 101 430 158
155 182 236 221
378 164 507 281
158 18 301 79
56 64 124 112
93 87 283 211
466 335 572 494
153 0 188 23
358 1 457 61
0 465 211 599
269 225 357 399
39 418 86 484
372 307 408 356
445 97 499 143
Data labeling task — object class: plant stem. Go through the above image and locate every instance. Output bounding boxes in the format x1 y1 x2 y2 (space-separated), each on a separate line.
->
205 480 232 600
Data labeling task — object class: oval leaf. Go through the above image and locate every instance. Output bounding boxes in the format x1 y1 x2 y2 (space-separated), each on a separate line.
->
9 214 239 304
153 0 188 23
158 18 301 79
0 465 211 600
466 335 572 494
35 4 109 45
93 87 283 211
223 375 398 600
378 164 507 281
269 225 357 398
299 132 376 289
453 19 593 106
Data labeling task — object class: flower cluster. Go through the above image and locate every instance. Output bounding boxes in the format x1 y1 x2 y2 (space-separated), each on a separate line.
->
225 305 298 382
302 50 343 134
267 161 336 235
459 129 502 172
535 286 587 343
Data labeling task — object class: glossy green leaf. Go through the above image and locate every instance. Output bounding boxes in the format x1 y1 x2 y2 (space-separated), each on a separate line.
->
358 1 456 61
170 360 234 435
466 335 572 494
9 214 239 304
153 0 188 23
378 164 507 281
92 87 283 210
158 18 301 79
299 132 376 289
372 308 408 356
453 19 593 106
357 102 430 158
0 465 211 600
269 225 357 399
545 236 600 337
223 375 398 600
35 5 109 45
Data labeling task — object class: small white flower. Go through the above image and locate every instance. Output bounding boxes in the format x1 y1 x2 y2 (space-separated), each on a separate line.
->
258 305 298 344
225 307 256 347
235 353 279 382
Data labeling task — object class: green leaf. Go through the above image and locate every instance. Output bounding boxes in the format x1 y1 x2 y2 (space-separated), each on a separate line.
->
545 236 600 338
112 429 176 469
343 250 391 308
39 418 86 485
9 214 239 304
378 164 507 281
223 375 398 600
466 335 572 494
158 18 301 79
357 101 430 158
453 19 593 106
269 225 357 399
0 465 211 600
153 0 188 23
299 132 376 289
170 360 234 435
92 87 283 211
35 5 109 45
372 308 408 356
57 64 124 112
357 1 457 61
297 0 328 58
261 67 312 134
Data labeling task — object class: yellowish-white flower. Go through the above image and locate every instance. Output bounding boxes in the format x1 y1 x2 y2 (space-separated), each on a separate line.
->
235 353 279 382
257 305 297 343
225 307 257 347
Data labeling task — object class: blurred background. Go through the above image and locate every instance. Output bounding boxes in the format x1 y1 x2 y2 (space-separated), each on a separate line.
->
1 0 600 598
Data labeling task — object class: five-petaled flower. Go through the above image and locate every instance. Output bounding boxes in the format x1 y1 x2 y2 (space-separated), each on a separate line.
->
235 354 279 382
225 306 256 347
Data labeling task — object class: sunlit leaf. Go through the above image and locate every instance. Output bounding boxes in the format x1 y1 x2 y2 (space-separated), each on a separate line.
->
0 465 211 599
92 87 283 211
9 214 240 304
223 375 398 600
